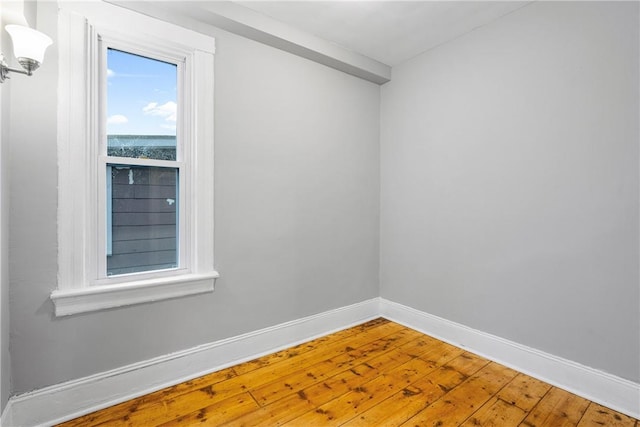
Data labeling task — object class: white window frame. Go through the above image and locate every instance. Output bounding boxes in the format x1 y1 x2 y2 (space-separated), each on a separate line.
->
52 3 218 317
97 36 187 284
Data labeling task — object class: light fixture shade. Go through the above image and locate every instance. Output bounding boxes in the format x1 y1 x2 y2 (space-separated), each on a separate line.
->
5 25 52 65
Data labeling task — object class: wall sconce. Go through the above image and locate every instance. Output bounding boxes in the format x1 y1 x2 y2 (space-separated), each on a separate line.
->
0 25 52 83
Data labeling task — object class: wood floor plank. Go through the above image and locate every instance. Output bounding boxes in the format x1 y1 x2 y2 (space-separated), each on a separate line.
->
443 352 491 377
282 356 438 426
249 326 424 405
220 388 316 427
283 345 481 426
238 321 409 381
341 352 487 427
399 362 519 426
461 397 528 426
576 402 638 427
226 344 418 426
520 387 591 427
92 380 247 426
55 319 638 427
154 392 258 427
497 373 552 412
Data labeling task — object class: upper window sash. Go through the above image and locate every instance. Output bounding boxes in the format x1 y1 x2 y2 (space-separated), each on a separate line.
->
99 39 187 161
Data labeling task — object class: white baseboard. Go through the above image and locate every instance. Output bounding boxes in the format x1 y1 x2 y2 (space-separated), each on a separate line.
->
379 298 640 420
2 297 638 426
1 298 380 427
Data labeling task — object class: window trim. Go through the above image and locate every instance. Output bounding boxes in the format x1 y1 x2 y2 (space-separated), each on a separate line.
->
53 3 217 317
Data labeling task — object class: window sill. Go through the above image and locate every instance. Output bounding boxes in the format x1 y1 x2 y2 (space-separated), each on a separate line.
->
51 271 219 317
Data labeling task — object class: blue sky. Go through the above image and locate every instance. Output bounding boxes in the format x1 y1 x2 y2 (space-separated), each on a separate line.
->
106 49 177 136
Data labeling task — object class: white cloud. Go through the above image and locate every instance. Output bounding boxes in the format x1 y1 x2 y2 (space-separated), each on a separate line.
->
107 114 128 125
142 101 177 123
107 69 115 78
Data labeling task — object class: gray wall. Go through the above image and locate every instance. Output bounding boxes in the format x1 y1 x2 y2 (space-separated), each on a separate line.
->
0 57 9 414
380 1 639 382
0 0 34 409
8 2 380 393
0 7 11 411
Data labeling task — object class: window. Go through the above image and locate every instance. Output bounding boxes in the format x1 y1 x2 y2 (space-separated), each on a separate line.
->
103 48 180 278
52 2 217 316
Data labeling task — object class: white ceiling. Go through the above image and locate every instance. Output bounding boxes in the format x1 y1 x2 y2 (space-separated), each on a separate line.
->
235 1 532 66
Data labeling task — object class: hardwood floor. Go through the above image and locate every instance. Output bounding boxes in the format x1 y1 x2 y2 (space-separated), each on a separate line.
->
58 318 638 426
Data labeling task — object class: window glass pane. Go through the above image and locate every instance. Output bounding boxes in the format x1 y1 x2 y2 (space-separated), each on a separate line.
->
106 48 177 160
107 165 178 276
